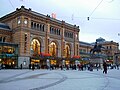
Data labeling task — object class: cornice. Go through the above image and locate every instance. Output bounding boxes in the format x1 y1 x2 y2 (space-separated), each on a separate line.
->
0 6 80 32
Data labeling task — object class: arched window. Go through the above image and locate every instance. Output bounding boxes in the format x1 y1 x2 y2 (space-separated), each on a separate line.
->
31 22 33 28
58 29 60 35
3 37 6 42
0 37 2 42
65 44 71 58
51 28 53 34
39 24 41 30
56 29 58 35
49 42 57 56
37 24 39 29
50 27 52 33
42 24 44 32
34 23 36 29
31 39 41 55
54 28 56 34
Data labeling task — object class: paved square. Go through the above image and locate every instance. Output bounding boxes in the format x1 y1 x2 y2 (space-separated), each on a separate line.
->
0 69 120 90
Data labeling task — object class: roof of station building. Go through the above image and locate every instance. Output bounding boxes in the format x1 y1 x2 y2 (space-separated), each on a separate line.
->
0 6 80 31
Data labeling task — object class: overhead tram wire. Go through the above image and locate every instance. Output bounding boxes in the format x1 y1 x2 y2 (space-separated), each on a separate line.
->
91 17 120 21
87 0 104 21
8 0 15 9
7 0 119 22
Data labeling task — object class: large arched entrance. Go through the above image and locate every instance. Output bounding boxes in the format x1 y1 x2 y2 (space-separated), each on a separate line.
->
49 41 58 66
30 39 41 69
31 39 41 55
64 44 71 65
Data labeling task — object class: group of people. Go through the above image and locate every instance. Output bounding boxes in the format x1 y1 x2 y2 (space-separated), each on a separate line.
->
0 63 6 70
1 61 119 75
46 63 94 71
59 64 84 71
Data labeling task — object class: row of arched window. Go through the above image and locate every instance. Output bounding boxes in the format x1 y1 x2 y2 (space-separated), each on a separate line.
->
106 46 112 49
50 26 61 35
31 22 74 38
31 21 45 32
64 31 73 38
0 37 6 42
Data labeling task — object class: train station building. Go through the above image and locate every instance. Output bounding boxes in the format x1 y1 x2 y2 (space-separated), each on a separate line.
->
0 6 80 68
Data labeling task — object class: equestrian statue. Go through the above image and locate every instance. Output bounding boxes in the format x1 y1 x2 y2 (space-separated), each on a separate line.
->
90 42 105 54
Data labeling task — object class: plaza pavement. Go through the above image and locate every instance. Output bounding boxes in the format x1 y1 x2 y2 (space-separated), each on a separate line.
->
0 69 120 90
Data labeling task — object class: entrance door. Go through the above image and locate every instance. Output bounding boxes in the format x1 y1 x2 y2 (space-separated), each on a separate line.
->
31 59 40 69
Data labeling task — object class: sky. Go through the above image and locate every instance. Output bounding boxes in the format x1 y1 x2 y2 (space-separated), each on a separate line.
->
0 0 120 44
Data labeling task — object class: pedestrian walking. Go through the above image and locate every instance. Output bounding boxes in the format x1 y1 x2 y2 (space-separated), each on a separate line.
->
29 64 31 69
96 64 99 71
103 61 107 74
0 63 1 70
20 64 22 69
116 64 119 70
32 64 35 71
2 64 5 69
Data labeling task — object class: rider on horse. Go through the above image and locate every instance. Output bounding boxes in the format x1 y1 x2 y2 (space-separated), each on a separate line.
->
90 42 104 54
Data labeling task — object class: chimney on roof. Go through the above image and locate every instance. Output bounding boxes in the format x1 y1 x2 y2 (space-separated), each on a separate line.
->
16 8 19 11
47 14 50 17
21 5 25 8
28 8 31 11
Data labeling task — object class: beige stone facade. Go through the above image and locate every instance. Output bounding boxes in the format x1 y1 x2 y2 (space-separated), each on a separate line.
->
79 39 119 65
0 6 80 68
101 41 119 64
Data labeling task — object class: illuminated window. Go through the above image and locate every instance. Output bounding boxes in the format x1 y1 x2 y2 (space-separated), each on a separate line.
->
31 39 41 55
65 44 71 58
49 42 57 56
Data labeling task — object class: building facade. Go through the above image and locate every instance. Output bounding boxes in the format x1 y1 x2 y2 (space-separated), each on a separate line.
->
79 41 92 64
79 37 120 65
0 6 80 68
0 23 18 68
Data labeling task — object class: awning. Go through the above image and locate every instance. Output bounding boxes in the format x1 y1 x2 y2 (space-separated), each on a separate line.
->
72 55 81 59
6 54 14 57
39 52 51 57
106 60 113 63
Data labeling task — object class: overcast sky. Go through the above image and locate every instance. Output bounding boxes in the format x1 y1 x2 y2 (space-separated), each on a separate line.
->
0 0 120 44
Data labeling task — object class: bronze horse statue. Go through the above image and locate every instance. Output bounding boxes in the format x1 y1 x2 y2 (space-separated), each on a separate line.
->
90 42 105 54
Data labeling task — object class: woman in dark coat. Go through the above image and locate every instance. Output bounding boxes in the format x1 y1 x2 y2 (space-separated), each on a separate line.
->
103 61 107 74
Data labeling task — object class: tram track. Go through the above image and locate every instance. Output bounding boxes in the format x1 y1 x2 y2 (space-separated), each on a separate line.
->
0 70 31 83
0 70 119 90
84 71 113 90
29 71 108 90
86 71 120 80
29 71 116 90
29 72 67 90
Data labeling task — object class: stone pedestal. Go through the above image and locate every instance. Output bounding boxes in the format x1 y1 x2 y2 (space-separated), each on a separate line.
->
90 54 105 68
90 58 103 64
